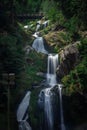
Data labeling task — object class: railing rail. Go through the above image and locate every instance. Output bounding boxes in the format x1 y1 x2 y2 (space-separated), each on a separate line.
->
17 13 44 19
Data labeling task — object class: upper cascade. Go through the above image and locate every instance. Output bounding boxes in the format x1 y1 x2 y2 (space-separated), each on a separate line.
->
32 32 39 38
42 20 50 28
32 37 48 54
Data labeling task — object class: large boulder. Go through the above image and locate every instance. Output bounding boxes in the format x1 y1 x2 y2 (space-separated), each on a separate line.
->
57 41 80 78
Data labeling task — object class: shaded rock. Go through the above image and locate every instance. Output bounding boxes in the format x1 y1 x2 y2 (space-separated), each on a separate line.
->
38 90 44 110
32 82 40 89
57 41 80 78
52 24 65 31
79 31 87 38
24 45 33 55
26 58 34 64
74 123 87 130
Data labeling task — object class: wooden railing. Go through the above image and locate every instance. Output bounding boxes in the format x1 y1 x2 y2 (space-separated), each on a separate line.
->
17 13 44 19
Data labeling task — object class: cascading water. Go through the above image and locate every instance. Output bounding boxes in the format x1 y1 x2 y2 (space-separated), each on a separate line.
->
36 24 40 32
58 84 66 130
31 19 66 130
32 37 48 54
44 54 58 130
42 20 50 28
47 54 58 86
38 54 58 130
32 32 39 38
17 91 32 130
38 88 53 130
44 88 53 130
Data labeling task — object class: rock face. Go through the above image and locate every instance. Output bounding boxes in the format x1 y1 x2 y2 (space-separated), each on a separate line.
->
57 42 80 78
74 123 87 130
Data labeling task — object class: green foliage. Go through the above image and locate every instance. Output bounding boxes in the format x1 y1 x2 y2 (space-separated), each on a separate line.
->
29 87 43 129
61 0 87 27
64 16 79 34
62 37 87 94
15 0 42 13
0 34 24 74
79 38 87 58
48 8 64 23
59 32 72 44
25 51 46 88
41 0 65 23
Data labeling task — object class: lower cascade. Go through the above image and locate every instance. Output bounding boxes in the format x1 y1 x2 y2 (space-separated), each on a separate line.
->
38 88 53 130
38 53 59 130
44 88 53 130
38 53 66 130
17 91 32 130
32 37 48 54
58 84 66 130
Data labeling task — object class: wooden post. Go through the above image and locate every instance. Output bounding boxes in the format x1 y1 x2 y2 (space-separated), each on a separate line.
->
2 73 15 130
7 85 10 130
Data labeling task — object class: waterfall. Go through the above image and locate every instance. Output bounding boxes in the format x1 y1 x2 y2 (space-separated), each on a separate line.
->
58 84 66 130
32 32 39 38
17 91 32 130
36 24 40 32
44 88 53 130
42 20 50 28
38 54 58 130
38 88 53 130
44 54 58 130
32 37 48 54
47 54 58 87
32 19 66 130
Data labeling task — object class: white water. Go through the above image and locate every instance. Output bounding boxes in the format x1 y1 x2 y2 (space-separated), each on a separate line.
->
40 54 58 130
32 37 48 54
17 91 32 130
47 54 58 86
58 84 66 130
38 88 53 130
42 20 50 28
32 19 66 130
44 88 53 130
32 32 39 38
24 25 28 29
36 24 40 32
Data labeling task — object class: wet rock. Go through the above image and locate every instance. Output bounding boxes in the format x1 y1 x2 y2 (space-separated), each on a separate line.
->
32 85 40 89
38 90 44 109
57 41 80 78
